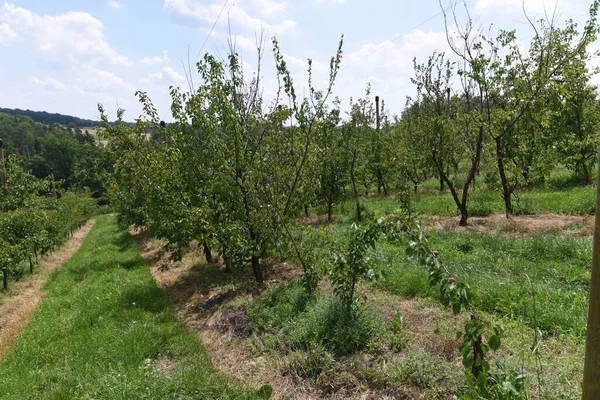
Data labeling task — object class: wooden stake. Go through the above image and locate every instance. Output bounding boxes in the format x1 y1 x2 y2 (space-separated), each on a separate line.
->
582 146 600 399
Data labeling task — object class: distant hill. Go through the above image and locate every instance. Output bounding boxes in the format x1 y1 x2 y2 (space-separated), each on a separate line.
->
0 107 104 128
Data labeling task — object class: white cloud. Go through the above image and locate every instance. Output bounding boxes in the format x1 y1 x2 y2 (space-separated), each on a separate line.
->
30 76 67 92
162 66 186 84
108 0 124 9
0 2 130 66
139 50 170 65
163 0 297 36
0 21 16 44
75 68 135 94
140 66 186 86
148 71 164 82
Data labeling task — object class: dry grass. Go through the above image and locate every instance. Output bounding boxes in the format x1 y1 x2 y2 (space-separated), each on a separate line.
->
421 214 593 237
0 219 95 361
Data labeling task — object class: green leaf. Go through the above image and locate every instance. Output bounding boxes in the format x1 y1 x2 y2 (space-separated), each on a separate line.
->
489 335 501 351
256 384 273 399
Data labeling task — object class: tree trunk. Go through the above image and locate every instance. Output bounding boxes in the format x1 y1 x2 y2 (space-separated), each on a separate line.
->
203 243 212 263
414 184 418 194
381 175 388 196
582 150 600 399
458 205 468 227
495 136 514 218
583 160 591 186
2 268 7 290
439 172 444 192
304 205 309 217
502 189 514 218
327 199 333 223
251 255 263 284
29 257 33 274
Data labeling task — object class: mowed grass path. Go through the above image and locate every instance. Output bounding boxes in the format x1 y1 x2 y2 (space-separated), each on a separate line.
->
0 215 254 400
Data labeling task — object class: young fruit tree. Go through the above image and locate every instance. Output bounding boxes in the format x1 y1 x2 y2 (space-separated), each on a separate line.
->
102 35 344 284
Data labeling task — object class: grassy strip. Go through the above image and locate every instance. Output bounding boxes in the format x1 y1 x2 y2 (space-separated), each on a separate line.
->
375 231 591 338
339 185 596 217
0 215 255 399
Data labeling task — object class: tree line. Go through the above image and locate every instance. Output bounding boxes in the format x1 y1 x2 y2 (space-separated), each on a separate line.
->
0 112 113 202
0 107 132 128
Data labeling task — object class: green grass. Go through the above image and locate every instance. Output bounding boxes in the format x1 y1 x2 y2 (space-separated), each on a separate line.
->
339 185 596 218
375 232 591 338
249 281 384 356
0 215 256 400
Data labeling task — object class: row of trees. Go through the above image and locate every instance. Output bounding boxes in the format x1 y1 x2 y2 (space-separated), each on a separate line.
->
398 2 600 225
101 5 600 396
0 155 98 289
102 2 600 282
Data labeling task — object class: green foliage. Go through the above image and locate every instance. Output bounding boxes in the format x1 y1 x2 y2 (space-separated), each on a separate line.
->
348 186 596 218
283 344 335 380
376 228 591 336
279 226 329 295
0 112 112 198
102 36 344 284
0 158 97 289
327 219 384 310
255 385 273 399
388 348 450 389
249 281 311 331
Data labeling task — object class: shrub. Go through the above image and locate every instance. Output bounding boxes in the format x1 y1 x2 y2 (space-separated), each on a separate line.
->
282 294 384 356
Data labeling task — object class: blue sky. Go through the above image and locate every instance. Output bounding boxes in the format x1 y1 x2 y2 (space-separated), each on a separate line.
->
0 0 595 121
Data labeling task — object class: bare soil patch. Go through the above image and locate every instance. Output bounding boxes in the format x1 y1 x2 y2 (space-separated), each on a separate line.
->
421 214 594 236
0 219 96 360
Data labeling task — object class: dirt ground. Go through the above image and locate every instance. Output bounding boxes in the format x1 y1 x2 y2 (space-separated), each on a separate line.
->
421 214 594 236
0 219 96 360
